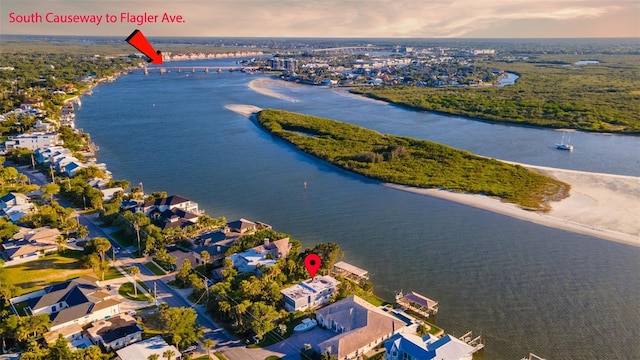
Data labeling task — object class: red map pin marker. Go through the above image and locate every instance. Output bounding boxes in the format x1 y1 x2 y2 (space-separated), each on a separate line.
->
304 254 322 279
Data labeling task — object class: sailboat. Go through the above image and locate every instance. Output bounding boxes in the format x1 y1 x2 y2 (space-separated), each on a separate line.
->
556 133 574 151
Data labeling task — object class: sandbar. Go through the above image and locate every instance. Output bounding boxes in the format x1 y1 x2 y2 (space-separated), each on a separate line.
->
225 104 263 118
247 78 300 102
386 165 640 247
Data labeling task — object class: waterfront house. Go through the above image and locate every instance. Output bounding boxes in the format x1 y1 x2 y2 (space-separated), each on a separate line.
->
4 132 61 151
315 295 406 359
192 230 234 267
226 218 257 235
227 237 291 273
384 333 475 360
64 161 86 177
136 195 201 215
150 207 200 231
281 275 340 312
100 187 124 202
86 314 143 351
35 146 71 164
9 276 121 331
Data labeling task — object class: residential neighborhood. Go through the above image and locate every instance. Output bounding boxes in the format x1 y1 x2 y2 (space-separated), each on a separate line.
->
0 43 488 360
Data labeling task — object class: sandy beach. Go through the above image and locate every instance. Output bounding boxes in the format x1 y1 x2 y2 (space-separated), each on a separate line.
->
385 165 640 247
228 91 640 247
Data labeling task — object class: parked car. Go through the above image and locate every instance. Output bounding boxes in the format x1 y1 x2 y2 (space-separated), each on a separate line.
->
183 346 197 353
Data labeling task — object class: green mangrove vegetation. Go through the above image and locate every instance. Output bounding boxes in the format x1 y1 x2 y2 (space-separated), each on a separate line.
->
257 109 569 210
350 55 640 133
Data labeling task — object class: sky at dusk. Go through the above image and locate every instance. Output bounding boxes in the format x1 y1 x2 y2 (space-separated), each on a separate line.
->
1 0 639 38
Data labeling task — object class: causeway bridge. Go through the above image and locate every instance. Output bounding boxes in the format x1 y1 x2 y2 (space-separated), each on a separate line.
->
131 66 260 75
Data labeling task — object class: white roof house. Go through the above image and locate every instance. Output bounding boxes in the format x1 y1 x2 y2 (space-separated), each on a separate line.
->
4 132 61 151
116 335 181 360
281 275 340 312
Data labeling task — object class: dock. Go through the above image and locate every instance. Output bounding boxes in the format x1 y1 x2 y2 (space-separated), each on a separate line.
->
331 261 369 284
395 291 438 318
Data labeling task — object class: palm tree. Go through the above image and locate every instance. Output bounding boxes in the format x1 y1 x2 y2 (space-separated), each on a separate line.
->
128 266 141 296
55 236 66 253
203 338 215 358
200 250 210 273
147 354 160 360
162 349 175 360
40 183 60 203
92 237 111 281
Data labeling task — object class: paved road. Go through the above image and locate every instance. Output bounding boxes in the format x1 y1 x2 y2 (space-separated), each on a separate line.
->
17 166 243 355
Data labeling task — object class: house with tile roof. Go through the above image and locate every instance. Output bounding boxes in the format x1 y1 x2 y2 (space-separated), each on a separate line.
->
10 276 121 331
384 333 476 360
227 237 291 273
315 295 406 359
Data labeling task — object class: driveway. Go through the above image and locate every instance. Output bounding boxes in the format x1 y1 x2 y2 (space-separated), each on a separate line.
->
265 327 336 360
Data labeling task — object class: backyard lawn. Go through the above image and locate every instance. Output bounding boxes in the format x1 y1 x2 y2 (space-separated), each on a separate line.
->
4 250 122 295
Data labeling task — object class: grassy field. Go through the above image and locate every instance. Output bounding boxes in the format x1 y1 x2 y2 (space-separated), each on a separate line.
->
4 250 122 295
118 282 150 302
145 261 167 276
257 109 569 210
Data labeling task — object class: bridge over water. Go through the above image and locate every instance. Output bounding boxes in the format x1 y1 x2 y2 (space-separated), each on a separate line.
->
130 66 260 75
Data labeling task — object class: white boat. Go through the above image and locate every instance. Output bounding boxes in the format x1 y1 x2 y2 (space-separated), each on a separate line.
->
294 318 317 332
555 133 574 151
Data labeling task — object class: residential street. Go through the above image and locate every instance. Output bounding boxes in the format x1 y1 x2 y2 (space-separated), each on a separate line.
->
15 166 250 357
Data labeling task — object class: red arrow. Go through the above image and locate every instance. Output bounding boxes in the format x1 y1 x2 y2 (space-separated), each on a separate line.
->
125 29 163 64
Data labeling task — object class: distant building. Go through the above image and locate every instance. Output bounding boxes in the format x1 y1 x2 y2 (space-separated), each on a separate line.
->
281 276 340 312
472 49 496 55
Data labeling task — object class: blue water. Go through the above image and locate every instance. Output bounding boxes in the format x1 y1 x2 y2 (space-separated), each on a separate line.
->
76 59 640 360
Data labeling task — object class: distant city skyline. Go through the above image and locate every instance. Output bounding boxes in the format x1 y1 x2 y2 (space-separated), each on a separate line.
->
1 0 638 38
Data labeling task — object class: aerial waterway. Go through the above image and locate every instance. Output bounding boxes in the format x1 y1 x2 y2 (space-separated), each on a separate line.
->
75 58 640 360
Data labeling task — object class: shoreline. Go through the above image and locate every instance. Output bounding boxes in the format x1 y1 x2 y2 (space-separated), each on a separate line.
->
226 102 640 247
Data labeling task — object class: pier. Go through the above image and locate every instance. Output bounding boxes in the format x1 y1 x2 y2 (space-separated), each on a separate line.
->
135 66 260 75
395 291 439 318
331 261 370 284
